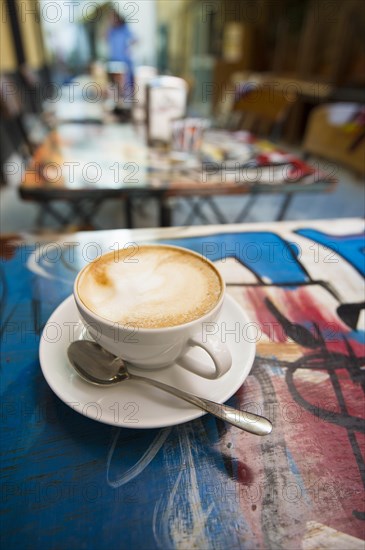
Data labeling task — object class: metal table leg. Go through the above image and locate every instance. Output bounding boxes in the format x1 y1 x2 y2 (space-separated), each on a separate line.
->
235 192 260 223
204 196 227 224
71 200 102 228
183 197 211 225
36 199 103 229
277 193 294 221
159 196 172 227
124 196 134 228
37 201 72 226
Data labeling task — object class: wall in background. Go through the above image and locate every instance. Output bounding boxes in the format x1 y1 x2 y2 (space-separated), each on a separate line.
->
0 4 17 72
16 0 44 69
131 0 157 67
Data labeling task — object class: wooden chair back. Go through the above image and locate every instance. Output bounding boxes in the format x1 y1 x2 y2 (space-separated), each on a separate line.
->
303 103 365 176
0 75 31 157
233 84 297 139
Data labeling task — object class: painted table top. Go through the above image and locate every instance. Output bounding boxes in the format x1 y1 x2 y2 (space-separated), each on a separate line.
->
1 219 364 549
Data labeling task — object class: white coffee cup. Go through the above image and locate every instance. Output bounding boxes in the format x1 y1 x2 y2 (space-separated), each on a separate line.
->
74 244 232 379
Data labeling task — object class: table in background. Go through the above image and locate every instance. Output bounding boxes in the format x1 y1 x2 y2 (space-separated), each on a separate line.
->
1 218 364 549
19 124 336 229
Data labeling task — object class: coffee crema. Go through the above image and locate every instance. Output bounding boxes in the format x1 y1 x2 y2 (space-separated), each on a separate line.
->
77 246 222 328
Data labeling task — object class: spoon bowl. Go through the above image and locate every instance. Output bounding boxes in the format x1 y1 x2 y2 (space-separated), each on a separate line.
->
67 340 272 436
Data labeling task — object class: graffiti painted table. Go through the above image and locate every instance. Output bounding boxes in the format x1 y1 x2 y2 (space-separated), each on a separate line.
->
1 219 364 549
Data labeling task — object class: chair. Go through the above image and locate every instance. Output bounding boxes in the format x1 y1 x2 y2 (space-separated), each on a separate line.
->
0 119 26 187
107 61 127 98
0 74 49 155
0 75 32 159
232 83 297 140
18 64 44 114
146 76 188 146
303 103 365 177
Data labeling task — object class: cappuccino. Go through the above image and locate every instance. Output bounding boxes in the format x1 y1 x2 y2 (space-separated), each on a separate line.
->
77 245 223 328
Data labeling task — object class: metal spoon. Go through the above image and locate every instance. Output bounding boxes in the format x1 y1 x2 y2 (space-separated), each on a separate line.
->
68 341 272 436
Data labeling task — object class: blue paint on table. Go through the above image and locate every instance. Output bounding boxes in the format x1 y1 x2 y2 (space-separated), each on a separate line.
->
296 229 365 276
160 232 309 284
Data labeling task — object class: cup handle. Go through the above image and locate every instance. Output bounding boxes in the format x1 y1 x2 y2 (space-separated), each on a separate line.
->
177 332 232 379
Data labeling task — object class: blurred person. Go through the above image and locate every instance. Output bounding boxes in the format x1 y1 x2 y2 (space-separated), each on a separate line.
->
107 10 136 99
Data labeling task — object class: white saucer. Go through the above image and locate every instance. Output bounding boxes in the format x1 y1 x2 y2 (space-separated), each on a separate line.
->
39 295 256 429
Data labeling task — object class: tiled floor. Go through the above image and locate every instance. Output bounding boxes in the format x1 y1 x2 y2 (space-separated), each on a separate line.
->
1 155 364 234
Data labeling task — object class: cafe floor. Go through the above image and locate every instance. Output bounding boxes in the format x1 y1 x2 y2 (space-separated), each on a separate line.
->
1 157 364 233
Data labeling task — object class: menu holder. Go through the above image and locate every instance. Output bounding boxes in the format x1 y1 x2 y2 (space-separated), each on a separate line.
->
146 77 188 147
132 66 157 123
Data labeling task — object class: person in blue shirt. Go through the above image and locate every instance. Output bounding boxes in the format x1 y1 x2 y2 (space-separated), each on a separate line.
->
107 10 136 98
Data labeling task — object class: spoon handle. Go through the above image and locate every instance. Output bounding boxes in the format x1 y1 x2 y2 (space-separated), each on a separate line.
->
131 374 272 436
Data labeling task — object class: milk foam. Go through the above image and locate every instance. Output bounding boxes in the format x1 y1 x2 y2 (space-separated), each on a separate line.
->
77 246 222 328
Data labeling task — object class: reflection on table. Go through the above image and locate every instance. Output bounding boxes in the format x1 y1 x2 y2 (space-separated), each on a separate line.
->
20 124 336 228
